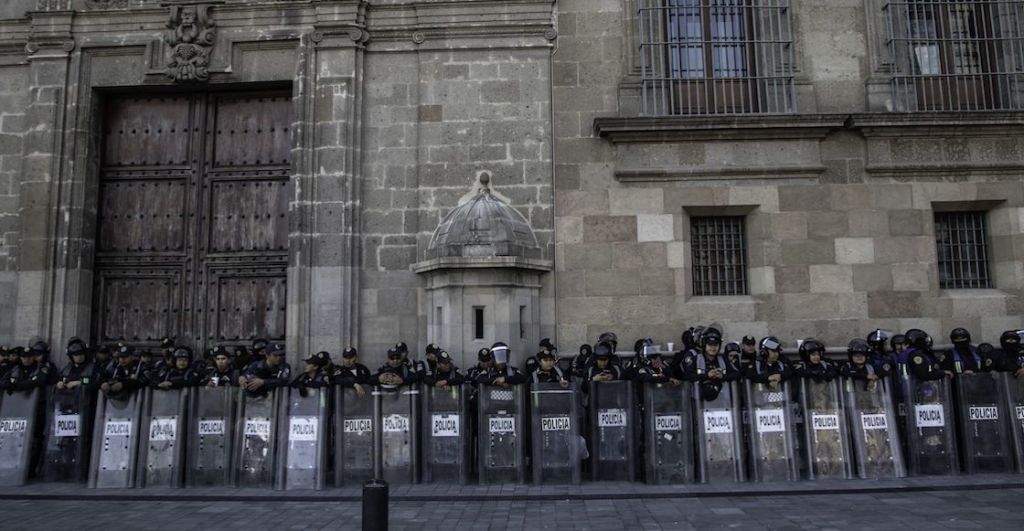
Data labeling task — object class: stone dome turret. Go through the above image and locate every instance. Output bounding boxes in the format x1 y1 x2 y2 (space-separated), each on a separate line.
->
425 172 541 260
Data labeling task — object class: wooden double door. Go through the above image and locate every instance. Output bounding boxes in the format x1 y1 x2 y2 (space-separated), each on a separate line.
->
92 90 292 352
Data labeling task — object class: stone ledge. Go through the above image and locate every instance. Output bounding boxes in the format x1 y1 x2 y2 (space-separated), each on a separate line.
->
593 114 849 143
851 111 1024 137
412 255 553 274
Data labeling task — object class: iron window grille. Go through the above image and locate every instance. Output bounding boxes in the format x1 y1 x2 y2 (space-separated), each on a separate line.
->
638 0 797 115
934 211 993 289
884 0 1024 111
691 216 748 296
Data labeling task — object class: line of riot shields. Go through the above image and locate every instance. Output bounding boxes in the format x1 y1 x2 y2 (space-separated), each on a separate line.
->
1 373 1022 487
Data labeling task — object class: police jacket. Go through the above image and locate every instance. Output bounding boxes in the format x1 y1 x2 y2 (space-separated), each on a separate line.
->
372 363 418 387
636 362 678 384
1000 349 1024 373
476 365 526 386
941 346 984 374
152 365 201 389
531 366 568 385
424 366 465 386
570 352 591 378
104 361 148 397
840 360 890 384
794 360 839 382
683 353 741 383
333 363 371 387
903 349 947 381
242 360 292 394
585 363 623 382
744 358 793 384
59 360 101 392
291 370 331 389
203 366 239 387
4 362 51 392
523 355 539 375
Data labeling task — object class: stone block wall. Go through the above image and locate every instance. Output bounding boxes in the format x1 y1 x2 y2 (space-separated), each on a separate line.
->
554 0 1024 350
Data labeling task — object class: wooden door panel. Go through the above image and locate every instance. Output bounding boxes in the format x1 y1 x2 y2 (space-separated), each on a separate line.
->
102 96 193 168
97 179 188 253
96 271 182 345
209 94 292 168
207 271 287 343
207 179 289 253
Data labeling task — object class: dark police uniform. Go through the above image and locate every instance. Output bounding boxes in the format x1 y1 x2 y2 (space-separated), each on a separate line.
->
333 347 371 387
240 344 291 397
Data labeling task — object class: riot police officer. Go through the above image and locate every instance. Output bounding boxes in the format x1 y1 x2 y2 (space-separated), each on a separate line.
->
373 346 418 388
585 341 623 383
944 328 983 374
153 337 175 372
467 347 493 383
55 338 100 393
636 349 681 385
840 338 891 389
204 347 239 387
238 343 291 396
94 345 115 381
723 342 742 368
739 335 758 368
4 346 50 393
998 330 1023 377
683 327 740 401
900 329 951 382
531 348 569 387
27 339 59 386
571 343 593 378
292 351 331 390
333 347 371 396
100 346 147 398
795 338 838 382
153 347 201 390
745 336 792 389
424 351 465 388
423 343 441 373
476 342 526 387
866 330 889 359
890 334 909 357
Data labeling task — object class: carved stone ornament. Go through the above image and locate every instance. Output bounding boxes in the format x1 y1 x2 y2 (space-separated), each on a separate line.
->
166 4 216 83
84 0 129 10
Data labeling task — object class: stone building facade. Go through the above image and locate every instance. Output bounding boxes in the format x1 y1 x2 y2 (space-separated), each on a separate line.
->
0 0 1020 368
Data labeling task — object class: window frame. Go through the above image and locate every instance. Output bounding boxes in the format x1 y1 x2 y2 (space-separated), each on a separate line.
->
934 210 993 290
689 215 749 296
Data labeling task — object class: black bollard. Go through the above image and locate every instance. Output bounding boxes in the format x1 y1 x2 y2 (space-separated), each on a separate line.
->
362 478 389 531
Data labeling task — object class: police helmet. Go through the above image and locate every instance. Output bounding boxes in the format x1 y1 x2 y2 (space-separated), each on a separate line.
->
578 343 593 356
1000 330 1021 352
890 334 907 352
949 327 971 345
701 328 723 347
847 338 870 363
904 329 932 351
173 347 192 360
759 336 782 355
342 346 358 359
425 343 440 355
477 347 492 362
252 338 270 353
66 338 88 358
798 338 825 363
723 342 741 356
866 329 888 353
539 338 556 352
594 341 613 359
29 338 50 355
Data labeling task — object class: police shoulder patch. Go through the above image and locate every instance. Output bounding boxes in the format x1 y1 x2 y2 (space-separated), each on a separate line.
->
684 357 694 365
912 356 924 364
985 358 993 366
883 364 891 371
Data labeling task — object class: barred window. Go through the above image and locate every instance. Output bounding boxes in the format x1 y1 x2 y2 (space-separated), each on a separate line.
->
935 211 992 289
637 0 796 115
885 1 1024 111
690 216 748 296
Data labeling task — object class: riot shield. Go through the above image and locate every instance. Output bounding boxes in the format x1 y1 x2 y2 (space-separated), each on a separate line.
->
902 376 959 476
744 380 798 482
0 388 43 486
88 390 144 488
379 386 420 484
42 385 96 482
233 389 281 488
589 380 637 481
138 388 190 488
530 382 581 485
1004 373 1024 474
955 372 1012 474
798 378 851 480
643 382 695 484
843 378 906 479
477 384 525 484
422 384 471 484
277 386 329 490
187 385 237 487
693 381 744 483
333 386 375 486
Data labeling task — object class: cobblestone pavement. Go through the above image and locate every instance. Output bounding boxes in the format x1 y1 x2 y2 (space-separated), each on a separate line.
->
1 486 1022 530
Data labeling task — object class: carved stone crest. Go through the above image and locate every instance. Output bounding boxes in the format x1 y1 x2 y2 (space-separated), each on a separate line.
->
166 5 216 83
